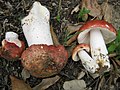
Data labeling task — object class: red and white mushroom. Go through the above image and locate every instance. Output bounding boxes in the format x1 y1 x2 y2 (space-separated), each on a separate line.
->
77 20 116 73
21 1 68 78
72 44 99 73
0 32 25 60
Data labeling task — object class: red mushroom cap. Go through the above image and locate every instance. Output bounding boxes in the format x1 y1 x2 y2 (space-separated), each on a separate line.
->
79 20 116 34
72 44 90 61
21 44 68 78
0 40 25 60
78 20 117 44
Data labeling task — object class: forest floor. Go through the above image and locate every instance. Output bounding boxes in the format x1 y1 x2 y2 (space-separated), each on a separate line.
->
0 0 120 90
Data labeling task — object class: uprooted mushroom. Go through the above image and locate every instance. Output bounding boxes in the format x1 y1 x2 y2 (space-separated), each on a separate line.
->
72 44 99 73
21 1 68 78
72 20 117 73
0 32 25 60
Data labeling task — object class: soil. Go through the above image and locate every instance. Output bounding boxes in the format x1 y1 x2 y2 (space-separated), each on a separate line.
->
0 0 120 90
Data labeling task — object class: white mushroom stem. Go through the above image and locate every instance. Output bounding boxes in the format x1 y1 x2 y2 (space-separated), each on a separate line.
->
78 50 99 73
90 29 110 69
21 1 53 46
4 32 22 47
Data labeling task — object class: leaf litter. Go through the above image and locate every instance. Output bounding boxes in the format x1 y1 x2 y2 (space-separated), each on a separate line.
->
0 0 120 90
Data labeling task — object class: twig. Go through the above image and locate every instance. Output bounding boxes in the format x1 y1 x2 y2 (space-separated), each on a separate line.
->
109 53 117 57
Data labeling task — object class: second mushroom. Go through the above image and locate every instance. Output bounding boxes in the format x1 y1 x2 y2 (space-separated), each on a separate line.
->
72 20 116 73
21 1 68 78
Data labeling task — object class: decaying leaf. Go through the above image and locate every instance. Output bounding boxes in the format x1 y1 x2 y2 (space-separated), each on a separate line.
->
116 77 120 90
64 24 82 57
10 75 32 90
97 76 105 90
67 24 82 35
71 4 80 14
50 25 60 45
108 75 113 90
65 23 82 46
111 58 120 75
21 68 30 81
111 59 118 70
33 75 60 90
101 0 113 23
115 59 120 67
66 32 78 46
81 0 101 18
89 73 100 79
109 53 117 57
63 80 86 90
77 71 85 80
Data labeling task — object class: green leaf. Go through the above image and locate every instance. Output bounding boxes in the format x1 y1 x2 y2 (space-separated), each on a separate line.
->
108 43 116 53
56 15 60 22
78 7 90 19
115 29 120 43
65 31 80 41
107 28 120 54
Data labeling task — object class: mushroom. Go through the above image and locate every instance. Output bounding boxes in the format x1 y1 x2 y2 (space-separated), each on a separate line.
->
77 20 116 72
21 1 52 46
72 44 99 73
21 1 68 78
0 32 25 60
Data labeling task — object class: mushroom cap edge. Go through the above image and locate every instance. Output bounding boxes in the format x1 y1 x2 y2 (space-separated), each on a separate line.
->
72 44 90 61
77 20 117 44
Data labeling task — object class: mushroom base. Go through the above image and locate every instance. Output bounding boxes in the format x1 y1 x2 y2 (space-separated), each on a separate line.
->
78 50 99 73
21 44 68 78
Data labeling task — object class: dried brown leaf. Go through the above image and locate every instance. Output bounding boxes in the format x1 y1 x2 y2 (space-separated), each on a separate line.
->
108 75 113 90
115 59 120 67
10 75 32 90
81 0 102 18
111 59 118 70
66 34 78 46
65 24 82 46
98 76 105 90
63 80 86 90
77 71 85 80
50 25 60 45
89 73 100 79
109 53 117 57
33 75 60 90
65 24 82 57
101 1 113 23
21 68 30 81
67 24 82 35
